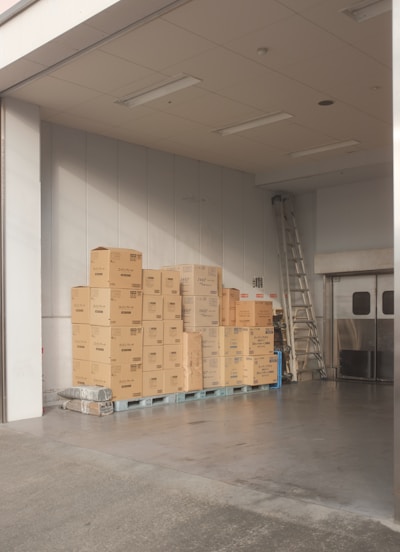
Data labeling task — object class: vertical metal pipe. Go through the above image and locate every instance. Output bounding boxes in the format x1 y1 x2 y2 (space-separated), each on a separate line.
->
393 2 400 523
0 99 6 423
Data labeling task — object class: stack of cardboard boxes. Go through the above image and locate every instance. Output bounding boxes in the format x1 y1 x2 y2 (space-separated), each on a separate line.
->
71 247 144 401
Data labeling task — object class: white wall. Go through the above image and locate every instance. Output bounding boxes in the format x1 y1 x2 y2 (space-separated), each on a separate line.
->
41 122 280 404
3 98 42 421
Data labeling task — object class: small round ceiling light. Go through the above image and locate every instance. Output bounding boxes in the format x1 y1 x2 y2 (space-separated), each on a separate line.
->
318 99 334 106
257 47 269 56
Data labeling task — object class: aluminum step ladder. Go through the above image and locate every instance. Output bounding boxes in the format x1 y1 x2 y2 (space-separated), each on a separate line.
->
272 194 326 382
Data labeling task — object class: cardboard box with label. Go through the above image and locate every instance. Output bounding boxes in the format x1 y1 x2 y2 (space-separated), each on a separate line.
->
142 321 164 346
221 288 240 326
235 300 273 327
182 332 203 391
90 362 143 401
72 324 90 360
90 288 143 326
242 326 274 355
142 345 163 371
163 368 184 394
90 325 143 364
90 247 142 289
203 357 224 388
218 326 246 357
173 264 219 296
163 295 182 320
163 320 183 345
243 355 278 385
71 286 91 324
72 359 91 386
182 295 219 327
221 356 245 386
185 325 218 357
161 270 180 295
163 343 182 370
142 294 163 321
142 269 162 295
142 370 164 397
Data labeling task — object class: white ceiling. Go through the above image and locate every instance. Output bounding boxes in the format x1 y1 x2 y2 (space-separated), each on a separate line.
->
1 0 393 193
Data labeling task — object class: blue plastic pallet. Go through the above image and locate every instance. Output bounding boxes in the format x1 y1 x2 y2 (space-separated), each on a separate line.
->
270 351 283 389
113 393 176 412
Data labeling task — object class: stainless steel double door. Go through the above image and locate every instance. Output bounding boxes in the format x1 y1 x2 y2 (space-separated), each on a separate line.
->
332 273 394 382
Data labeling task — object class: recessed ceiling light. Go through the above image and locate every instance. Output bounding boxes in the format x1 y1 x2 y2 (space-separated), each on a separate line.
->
318 100 334 106
115 74 202 108
341 0 391 23
215 112 293 136
289 140 360 158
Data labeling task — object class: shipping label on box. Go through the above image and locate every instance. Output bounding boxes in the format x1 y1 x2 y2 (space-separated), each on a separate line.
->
163 344 182 370
72 324 90 361
142 370 164 397
221 356 245 386
71 286 91 324
142 269 162 295
90 247 142 289
182 296 219 327
242 326 274 355
185 325 218 357
143 345 163 371
90 288 143 326
142 294 163 321
218 326 246 356
161 270 180 295
163 320 183 345
90 325 143 364
221 288 240 326
175 264 219 296
235 300 273 327
142 321 164 346
163 368 184 394
163 295 182 320
90 362 143 401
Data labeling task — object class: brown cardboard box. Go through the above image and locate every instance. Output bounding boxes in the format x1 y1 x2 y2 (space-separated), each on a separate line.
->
243 355 278 385
182 296 219 327
182 332 203 392
71 286 90 324
221 356 245 386
163 368 184 394
90 247 142 289
90 288 143 326
142 345 163 371
142 269 162 295
72 324 90 360
203 357 224 388
142 294 163 321
163 295 182 320
142 321 164 346
142 370 164 397
218 326 246 357
173 264 219 296
90 362 143 401
235 300 273 327
217 266 223 297
90 325 143 364
163 343 182 370
221 288 240 326
72 359 91 386
185 325 218 357
242 326 274 355
161 270 180 295
163 320 183 345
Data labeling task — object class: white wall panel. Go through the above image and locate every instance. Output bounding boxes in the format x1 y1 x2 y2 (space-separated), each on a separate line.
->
175 155 200 264
243 175 266 294
316 178 393 254
52 125 87 314
199 162 223 267
222 168 245 290
41 122 53 318
263 195 280 304
147 149 175 268
118 141 148 252
42 318 72 405
87 133 119 251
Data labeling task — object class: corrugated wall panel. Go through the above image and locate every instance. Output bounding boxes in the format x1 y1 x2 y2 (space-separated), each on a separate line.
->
222 168 245 290
243 175 265 294
199 162 223 267
175 156 200 264
118 141 148 252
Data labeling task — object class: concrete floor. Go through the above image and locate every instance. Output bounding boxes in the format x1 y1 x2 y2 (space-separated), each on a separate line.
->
1 380 400 551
